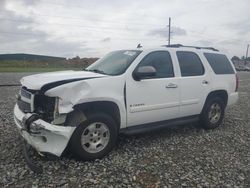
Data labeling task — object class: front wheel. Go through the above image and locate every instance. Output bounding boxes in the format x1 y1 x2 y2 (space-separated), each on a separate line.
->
200 97 225 129
69 112 118 160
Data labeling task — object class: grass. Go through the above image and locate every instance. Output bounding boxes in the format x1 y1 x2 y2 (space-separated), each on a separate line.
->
0 60 83 72
0 67 80 72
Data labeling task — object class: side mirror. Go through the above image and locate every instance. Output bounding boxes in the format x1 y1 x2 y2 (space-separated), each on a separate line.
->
133 66 156 81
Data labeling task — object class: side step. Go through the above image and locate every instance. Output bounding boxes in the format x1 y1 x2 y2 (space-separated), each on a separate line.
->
120 115 199 135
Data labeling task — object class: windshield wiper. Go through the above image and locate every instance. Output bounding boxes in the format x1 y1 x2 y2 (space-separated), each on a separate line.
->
84 69 107 75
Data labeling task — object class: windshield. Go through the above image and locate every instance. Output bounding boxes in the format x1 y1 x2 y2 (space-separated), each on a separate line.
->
85 50 141 75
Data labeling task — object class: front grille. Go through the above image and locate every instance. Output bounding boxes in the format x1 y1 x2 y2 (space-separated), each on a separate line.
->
20 88 32 99
17 87 34 113
17 87 56 122
17 99 31 113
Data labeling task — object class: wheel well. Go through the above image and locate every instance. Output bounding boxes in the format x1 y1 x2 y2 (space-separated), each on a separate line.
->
205 90 228 107
73 101 121 128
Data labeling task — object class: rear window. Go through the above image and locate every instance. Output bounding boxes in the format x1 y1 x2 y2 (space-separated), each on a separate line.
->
204 53 235 74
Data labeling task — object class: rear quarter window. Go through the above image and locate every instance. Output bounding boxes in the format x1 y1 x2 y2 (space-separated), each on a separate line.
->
204 53 235 74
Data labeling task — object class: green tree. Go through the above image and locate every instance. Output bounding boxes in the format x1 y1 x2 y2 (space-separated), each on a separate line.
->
231 56 240 61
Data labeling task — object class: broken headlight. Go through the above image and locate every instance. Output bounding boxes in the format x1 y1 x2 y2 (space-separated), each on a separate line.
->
34 94 56 122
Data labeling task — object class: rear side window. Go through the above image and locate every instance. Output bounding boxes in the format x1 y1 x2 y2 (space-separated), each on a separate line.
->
176 51 204 76
137 51 174 78
204 53 235 74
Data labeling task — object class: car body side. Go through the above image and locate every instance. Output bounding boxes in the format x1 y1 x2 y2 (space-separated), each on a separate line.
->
13 47 238 156
45 48 237 127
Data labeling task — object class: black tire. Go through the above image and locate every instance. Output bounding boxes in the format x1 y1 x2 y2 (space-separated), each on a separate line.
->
69 112 118 161
200 97 225 129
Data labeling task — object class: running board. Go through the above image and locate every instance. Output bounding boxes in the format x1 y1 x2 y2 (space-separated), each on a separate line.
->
120 115 199 135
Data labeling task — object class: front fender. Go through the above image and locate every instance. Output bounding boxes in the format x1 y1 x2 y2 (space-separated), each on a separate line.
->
44 79 127 128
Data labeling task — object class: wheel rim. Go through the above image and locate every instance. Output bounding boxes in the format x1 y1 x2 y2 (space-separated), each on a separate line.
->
81 122 110 153
208 103 221 124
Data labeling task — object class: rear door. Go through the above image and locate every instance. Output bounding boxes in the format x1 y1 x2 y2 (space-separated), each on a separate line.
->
176 51 212 117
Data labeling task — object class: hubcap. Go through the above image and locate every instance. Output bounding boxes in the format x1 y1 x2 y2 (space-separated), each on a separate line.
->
208 103 221 124
81 122 110 153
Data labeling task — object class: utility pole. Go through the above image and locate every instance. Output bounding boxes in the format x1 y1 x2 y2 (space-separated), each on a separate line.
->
168 17 171 45
245 44 249 65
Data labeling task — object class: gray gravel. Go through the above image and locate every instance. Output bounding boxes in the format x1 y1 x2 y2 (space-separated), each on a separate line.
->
0 72 249 187
0 73 36 85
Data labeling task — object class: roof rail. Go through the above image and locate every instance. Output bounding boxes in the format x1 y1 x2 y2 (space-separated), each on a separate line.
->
162 44 219 52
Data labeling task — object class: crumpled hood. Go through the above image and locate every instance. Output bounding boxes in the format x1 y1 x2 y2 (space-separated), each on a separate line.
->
20 70 106 90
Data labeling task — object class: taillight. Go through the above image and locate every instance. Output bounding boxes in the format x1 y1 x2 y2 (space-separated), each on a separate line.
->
235 74 239 92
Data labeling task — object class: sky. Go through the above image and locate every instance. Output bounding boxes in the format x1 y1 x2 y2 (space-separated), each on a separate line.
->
0 0 249 58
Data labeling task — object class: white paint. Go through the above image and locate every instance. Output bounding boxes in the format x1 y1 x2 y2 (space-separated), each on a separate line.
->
21 70 106 90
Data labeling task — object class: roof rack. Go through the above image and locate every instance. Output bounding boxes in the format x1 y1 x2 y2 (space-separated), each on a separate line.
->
162 44 219 52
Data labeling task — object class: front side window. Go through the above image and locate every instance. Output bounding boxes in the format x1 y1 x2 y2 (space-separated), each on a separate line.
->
204 53 235 74
136 51 174 79
177 51 204 77
86 50 141 75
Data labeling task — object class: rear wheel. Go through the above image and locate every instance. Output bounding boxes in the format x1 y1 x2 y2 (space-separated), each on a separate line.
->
200 97 225 129
69 112 118 160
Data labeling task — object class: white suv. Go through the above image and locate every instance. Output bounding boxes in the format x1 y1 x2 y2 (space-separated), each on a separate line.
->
14 45 239 160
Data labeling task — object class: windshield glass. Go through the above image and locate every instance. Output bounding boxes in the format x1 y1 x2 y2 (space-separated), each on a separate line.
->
85 50 141 75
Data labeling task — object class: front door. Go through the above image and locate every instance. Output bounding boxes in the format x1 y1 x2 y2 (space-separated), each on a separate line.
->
126 51 180 127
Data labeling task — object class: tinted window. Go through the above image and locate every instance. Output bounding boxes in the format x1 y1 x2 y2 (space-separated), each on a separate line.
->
137 51 174 78
177 51 204 76
204 53 235 74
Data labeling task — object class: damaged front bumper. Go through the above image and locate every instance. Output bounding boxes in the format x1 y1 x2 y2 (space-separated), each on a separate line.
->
14 104 75 157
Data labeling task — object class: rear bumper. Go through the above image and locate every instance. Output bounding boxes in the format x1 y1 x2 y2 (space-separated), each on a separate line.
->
14 104 75 156
228 92 239 106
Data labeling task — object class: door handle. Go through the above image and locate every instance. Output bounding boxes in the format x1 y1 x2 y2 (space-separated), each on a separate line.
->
166 83 178 88
202 80 209 85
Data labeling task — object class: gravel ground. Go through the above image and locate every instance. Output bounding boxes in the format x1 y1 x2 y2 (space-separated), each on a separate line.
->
0 73 36 85
0 72 249 187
